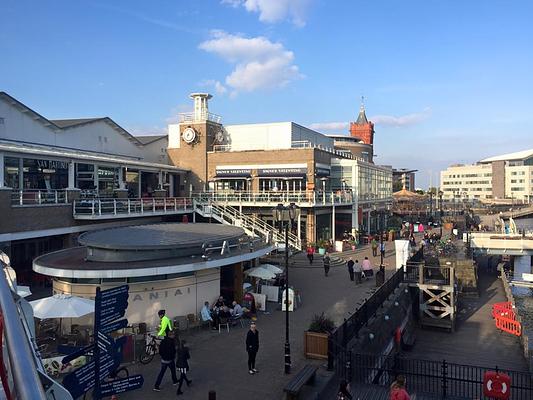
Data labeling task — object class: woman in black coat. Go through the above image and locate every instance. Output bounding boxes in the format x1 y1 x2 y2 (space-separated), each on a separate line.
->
176 340 192 395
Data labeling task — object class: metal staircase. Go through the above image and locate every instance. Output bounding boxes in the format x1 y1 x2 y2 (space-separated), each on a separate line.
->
193 199 302 251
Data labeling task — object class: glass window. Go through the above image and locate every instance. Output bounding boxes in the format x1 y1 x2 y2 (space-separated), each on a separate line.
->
4 157 20 189
76 163 95 191
22 158 68 189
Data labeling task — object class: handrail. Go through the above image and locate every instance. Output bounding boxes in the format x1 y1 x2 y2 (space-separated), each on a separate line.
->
11 189 69 206
0 264 48 399
194 191 356 206
194 200 302 250
73 197 193 217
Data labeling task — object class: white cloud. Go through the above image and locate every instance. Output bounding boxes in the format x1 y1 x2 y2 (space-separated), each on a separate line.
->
199 31 302 95
309 122 349 131
310 108 432 131
200 79 228 95
371 107 432 127
222 0 312 27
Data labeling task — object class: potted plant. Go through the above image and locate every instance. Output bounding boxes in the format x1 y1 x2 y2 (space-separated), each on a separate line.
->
348 239 356 250
317 239 328 255
304 313 335 359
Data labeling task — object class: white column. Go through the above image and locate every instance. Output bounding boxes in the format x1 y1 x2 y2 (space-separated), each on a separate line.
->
169 174 175 197
67 161 75 189
94 164 99 191
367 211 371 234
332 204 336 242
118 167 126 190
0 153 4 188
297 212 301 243
158 171 163 189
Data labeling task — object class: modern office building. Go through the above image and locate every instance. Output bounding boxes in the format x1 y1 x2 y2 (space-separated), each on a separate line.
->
439 149 533 202
392 168 417 192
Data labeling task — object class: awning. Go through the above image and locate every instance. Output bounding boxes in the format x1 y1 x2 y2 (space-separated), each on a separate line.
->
257 167 307 178
315 167 330 177
215 168 252 178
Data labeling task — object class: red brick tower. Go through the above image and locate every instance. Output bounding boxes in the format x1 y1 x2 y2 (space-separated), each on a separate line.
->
349 100 374 145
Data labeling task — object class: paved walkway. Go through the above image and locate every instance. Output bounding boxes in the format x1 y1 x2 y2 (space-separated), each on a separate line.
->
120 241 398 400
405 268 528 372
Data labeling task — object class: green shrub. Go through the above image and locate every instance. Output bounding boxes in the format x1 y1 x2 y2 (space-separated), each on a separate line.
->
308 312 335 333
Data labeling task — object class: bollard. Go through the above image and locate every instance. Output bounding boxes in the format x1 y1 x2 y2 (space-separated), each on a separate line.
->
208 390 216 400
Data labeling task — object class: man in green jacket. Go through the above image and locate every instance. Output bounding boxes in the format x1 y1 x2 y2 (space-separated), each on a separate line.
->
157 309 173 337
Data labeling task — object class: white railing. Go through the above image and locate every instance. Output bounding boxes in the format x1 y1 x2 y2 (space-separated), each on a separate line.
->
194 191 354 207
73 197 193 218
209 140 367 161
178 111 222 124
194 199 302 250
11 189 68 206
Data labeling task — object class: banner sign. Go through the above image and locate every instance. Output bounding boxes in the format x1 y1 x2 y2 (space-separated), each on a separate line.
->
258 167 307 177
215 168 251 177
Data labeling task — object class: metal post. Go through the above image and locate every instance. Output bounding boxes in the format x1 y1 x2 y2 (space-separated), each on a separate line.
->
113 199 117 215
441 359 447 398
0 265 48 399
380 230 384 266
284 223 291 374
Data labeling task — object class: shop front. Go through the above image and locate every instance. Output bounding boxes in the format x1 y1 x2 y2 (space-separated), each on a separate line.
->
213 168 251 192
257 166 307 192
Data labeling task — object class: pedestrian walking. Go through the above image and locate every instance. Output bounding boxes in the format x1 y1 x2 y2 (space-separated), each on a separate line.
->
176 340 192 396
390 375 410 400
371 238 378 257
354 259 362 284
306 245 315 264
380 241 386 258
246 322 259 374
347 258 354 281
323 252 331 277
153 332 178 391
362 256 373 278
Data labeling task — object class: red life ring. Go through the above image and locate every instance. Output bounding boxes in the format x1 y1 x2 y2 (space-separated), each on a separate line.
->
483 371 511 400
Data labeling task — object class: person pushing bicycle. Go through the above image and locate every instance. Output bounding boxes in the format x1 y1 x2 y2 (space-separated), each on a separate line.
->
157 309 173 337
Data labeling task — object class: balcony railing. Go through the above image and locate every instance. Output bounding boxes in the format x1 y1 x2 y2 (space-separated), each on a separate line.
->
178 111 222 124
11 189 68 206
211 140 368 161
194 191 354 207
73 197 193 219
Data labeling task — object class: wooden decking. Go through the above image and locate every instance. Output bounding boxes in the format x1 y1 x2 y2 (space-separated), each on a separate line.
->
404 269 528 372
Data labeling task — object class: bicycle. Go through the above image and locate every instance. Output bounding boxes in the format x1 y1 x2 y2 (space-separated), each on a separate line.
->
139 334 161 364
83 366 129 400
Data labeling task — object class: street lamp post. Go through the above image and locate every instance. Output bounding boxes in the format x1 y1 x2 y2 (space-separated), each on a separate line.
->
438 190 443 237
274 202 298 374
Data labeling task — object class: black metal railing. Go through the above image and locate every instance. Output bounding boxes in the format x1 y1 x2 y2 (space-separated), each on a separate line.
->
328 267 405 369
352 353 533 399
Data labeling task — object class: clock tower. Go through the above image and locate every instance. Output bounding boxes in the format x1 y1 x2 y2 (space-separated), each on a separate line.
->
167 93 223 195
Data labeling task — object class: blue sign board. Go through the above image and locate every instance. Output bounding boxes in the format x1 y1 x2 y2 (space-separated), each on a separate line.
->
97 375 144 397
64 285 142 399
99 318 128 335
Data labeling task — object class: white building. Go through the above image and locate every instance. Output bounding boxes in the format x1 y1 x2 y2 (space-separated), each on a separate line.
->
440 149 533 202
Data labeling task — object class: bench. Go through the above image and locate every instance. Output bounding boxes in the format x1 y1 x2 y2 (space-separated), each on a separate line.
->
284 364 318 400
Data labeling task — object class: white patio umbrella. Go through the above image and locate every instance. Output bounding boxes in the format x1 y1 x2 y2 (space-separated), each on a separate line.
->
260 264 284 275
30 294 95 319
245 266 277 280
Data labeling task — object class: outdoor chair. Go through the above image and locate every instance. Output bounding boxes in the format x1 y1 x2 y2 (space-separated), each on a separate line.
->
218 317 230 333
186 313 201 331
198 312 212 330
173 316 189 332
230 314 245 328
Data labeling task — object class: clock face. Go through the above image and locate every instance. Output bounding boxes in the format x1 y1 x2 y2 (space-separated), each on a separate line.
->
182 128 197 144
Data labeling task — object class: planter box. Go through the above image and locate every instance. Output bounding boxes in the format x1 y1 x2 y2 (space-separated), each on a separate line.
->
318 248 326 255
304 331 329 360
443 222 453 230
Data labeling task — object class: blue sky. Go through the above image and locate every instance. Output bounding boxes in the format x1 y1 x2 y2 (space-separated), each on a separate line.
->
1 0 532 188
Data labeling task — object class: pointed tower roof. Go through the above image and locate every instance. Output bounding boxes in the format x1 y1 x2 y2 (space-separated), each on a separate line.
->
355 96 368 125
